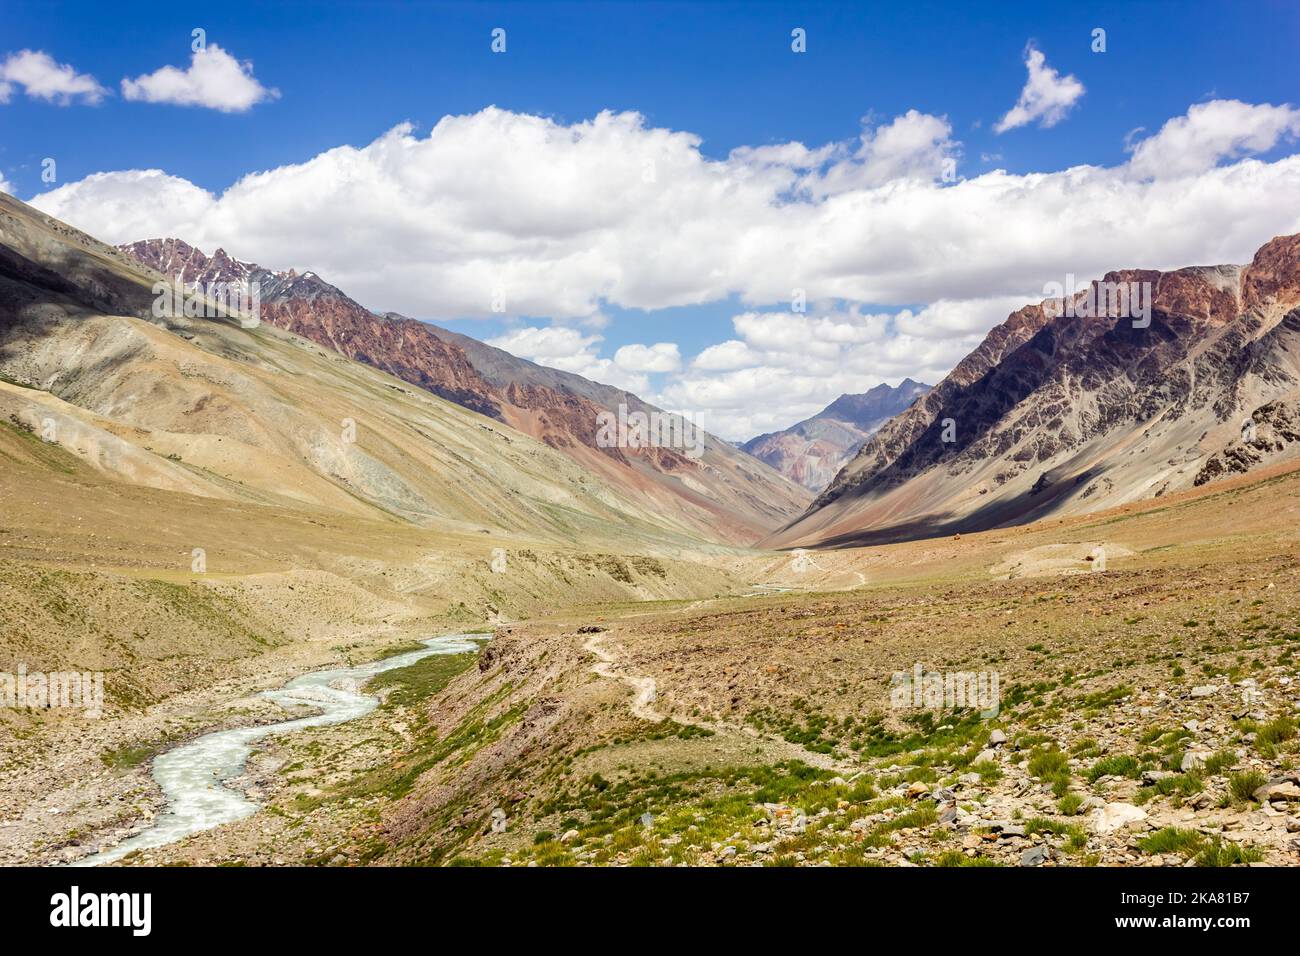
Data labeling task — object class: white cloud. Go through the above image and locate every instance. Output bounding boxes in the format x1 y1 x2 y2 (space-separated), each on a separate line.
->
121 44 277 112
832 110 957 191
0 50 107 105
0 174 13 195
692 340 762 371
35 100 1299 326
892 296 1033 341
27 99 1300 438
487 325 598 367
994 45 1084 133
613 342 680 373
34 168 216 242
1126 99 1300 179
486 325 649 394
660 309 971 440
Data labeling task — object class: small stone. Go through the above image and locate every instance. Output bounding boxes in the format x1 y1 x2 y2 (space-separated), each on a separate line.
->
1190 685 1218 698
1020 845 1048 866
989 730 1008 747
560 829 579 844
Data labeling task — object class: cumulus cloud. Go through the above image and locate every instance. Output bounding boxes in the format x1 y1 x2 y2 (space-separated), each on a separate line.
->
994 45 1084 133
821 110 958 193
1126 99 1300 179
660 308 978 439
692 340 763 371
0 50 107 105
485 326 651 394
121 44 277 112
613 342 681 373
34 100 1299 327
0 174 13 195
27 98 1300 438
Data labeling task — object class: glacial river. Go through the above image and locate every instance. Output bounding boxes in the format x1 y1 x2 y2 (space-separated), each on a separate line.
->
74 634 482 867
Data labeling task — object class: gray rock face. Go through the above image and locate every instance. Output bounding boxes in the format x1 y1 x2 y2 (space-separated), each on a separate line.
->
1254 778 1300 803
1020 846 1048 866
768 236 1300 549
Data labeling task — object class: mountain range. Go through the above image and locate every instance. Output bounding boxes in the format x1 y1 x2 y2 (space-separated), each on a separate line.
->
0 193 804 562
8 192 1300 558
767 234 1300 548
118 238 811 546
741 379 930 490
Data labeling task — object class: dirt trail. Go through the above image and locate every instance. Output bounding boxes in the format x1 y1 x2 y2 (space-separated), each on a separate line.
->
581 632 854 773
584 634 663 721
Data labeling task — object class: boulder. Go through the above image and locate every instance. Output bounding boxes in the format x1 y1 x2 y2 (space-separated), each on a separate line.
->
1090 802 1148 835
1253 779 1300 803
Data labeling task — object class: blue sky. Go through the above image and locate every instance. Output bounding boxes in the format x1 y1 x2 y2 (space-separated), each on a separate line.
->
4 0 1300 437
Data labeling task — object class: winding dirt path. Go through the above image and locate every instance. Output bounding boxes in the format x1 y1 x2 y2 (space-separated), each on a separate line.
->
581 631 855 773
584 634 663 721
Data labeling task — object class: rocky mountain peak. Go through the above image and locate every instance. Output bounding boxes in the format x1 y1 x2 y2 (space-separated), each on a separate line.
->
767 232 1300 548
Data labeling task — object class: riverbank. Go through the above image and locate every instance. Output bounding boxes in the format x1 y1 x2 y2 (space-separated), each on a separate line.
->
0 620 448 866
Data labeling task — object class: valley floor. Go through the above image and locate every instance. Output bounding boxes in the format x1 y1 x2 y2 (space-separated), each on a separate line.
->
4 462 1300 867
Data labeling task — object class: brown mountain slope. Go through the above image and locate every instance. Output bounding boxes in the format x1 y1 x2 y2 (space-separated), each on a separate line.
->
0 191 741 555
766 234 1300 549
121 239 811 545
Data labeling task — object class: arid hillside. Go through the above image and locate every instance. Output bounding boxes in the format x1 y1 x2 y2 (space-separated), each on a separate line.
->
769 236 1300 549
46 456 1299 868
120 238 811 545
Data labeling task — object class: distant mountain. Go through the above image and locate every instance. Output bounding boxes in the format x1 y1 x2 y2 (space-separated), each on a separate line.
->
766 234 1300 549
121 239 811 545
741 380 929 490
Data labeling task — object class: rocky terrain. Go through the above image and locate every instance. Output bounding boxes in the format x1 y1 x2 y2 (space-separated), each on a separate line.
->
5 195 1300 871
741 380 929 491
769 235 1300 549
120 238 811 546
46 457 1300 868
